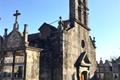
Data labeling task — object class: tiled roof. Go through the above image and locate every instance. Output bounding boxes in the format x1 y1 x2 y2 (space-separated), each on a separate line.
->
38 22 57 31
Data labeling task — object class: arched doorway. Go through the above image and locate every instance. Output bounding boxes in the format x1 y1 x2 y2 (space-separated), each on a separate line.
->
80 71 88 80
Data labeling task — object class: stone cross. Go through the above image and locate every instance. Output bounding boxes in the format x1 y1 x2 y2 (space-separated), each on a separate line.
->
13 10 21 23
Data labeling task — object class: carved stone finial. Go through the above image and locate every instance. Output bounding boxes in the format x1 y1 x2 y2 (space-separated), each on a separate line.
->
92 37 96 48
59 16 62 24
93 37 95 41
58 16 64 30
100 58 103 64
4 28 8 38
23 24 29 47
59 16 62 20
24 24 28 32
93 37 96 43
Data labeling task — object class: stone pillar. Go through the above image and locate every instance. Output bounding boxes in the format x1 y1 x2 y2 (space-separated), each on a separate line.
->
25 47 41 80
23 24 29 47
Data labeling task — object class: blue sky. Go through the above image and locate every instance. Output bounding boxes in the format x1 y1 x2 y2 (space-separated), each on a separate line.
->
0 0 120 61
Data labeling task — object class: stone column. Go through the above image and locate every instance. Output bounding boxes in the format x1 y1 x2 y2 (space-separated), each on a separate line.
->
25 47 41 80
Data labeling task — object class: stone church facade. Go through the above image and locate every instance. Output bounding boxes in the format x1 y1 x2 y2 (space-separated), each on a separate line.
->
0 0 96 80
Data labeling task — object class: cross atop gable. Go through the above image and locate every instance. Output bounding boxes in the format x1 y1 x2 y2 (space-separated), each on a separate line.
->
13 10 21 23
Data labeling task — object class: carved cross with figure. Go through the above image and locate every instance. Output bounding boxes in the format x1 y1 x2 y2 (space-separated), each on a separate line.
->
13 10 21 23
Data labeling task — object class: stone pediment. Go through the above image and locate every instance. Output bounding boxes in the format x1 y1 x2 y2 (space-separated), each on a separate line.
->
74 52 91 68
6 30 24 49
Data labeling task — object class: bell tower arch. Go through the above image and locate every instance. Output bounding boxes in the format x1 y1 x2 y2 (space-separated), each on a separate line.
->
70 0 89 26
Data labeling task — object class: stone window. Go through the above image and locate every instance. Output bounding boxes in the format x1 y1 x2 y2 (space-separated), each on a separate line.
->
4 52 13 63
15 50 24 63
14 66 24 78
81 40 85 48
100 73 104 80
3 66 12 78
113 73 118 79
14 50 24 79
2 50 25 80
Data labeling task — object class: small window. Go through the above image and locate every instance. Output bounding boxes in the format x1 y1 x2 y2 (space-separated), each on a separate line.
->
3 66 12 78
4 52 13 63
14 66 24 78
81 40 85 48
15 50 24 63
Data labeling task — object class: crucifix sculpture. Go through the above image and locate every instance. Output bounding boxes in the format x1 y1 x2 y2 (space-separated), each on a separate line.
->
13 10 21 23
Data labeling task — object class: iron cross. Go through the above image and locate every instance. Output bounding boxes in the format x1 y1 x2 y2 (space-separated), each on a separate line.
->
13 10 21 23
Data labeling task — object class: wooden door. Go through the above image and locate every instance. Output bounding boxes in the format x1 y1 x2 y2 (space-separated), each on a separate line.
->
80 73 84 80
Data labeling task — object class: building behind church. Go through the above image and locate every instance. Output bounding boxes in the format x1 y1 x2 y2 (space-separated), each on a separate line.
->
0 0 96 80
96 57 120 80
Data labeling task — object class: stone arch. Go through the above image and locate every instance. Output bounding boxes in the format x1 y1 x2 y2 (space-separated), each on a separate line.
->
80 71 88 80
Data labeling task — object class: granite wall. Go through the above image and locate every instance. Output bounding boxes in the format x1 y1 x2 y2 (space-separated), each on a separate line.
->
25 47 40 80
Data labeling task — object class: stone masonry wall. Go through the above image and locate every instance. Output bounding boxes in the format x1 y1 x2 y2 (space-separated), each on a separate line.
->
25 47 40 80
63 22 96 80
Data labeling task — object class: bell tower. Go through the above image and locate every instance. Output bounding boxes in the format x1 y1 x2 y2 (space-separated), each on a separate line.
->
60 0 96 80
70 0 89 26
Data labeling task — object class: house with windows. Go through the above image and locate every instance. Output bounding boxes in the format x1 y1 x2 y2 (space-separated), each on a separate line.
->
96 58 120 80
